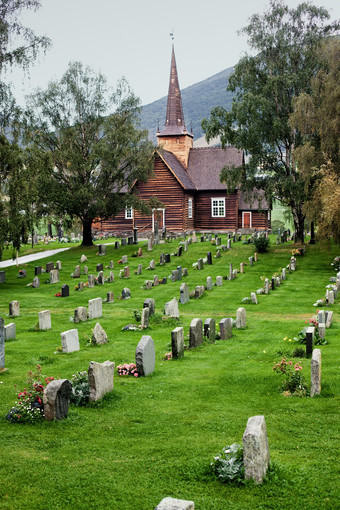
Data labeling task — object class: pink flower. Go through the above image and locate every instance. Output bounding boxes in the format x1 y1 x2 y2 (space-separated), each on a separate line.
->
134 373 138 377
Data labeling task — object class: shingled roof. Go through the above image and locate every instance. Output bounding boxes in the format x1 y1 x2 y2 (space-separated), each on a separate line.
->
160 150 196 190
238 190 270 210
187 147 243 190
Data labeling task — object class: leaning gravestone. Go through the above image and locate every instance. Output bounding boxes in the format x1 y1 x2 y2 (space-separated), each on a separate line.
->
80 254 87 263
242 415 270 484
236 308 246 329
135 335 155 376
189 318 203 347
56 261 62 271
155 498 194 510
195 285 205 298
39 310 51 330
9 301 20 317
88 360 115 402
0 317 5 370
164 297 179 318
88 298 102 319
49 269 59 284
171 327 184 358
180 283 189 304
310 349 321 397
204 318 215 343
43 379 72 421
60 329 80 353
74 306 87 323
32 277 40 288
92 323 108 345
5 323 16 340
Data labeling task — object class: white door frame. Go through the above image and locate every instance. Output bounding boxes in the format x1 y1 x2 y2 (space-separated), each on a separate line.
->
242 211 252 228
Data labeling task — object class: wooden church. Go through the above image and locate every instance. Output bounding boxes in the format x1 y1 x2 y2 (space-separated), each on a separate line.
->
93 46 271 236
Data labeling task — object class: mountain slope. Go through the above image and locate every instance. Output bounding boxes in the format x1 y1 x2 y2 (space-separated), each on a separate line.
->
140 66 235 143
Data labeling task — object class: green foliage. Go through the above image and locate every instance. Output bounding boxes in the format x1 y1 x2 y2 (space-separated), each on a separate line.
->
254 235 270 253
70 371 90 406
25 62 155 245
202 0 339 243
271 219 286 235
211 443 244 483
273 358 309 396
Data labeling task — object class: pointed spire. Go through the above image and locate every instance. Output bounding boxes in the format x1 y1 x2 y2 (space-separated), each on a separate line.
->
159 44 186 136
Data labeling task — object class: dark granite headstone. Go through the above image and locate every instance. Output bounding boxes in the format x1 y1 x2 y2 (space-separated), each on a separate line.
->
161 277 167 284
61 284 69 297
133 227 138 244
115 241 120 249
271 277 275 290
207 252 212 265
305 328 314 358
178 246 183 257
177 266 182 280
121 238 126 246
0 271 5 283
128 236 134 245
46 262 54 272
165 253 171 263
96 263 103 272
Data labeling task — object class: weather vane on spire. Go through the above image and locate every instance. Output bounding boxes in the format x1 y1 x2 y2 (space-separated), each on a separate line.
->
169 29 174 41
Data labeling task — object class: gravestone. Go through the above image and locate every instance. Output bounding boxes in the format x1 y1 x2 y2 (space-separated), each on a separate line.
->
317 310 325 324
215 249 221 258
55 260 62 271
109 271 114 282
206 276 213 290
88 298 102 319
135 335 155 376
0 271 6 283
164 297 179 318
34 266 42 275
192 231 197 243
74 307 87 323
137 264 143 274
18 269 26 278
49 269 59 284
32 277 40 288
197 258 203 270
219 318 232 339
159 253 165 265
318 322 325 339
180 283 189 304
141 307 149 329
5 323 16 340
88 275 95 288
39 310 51 330
80 254 87 263
109 260 114 269
233 269 238 279
99 244 106 255
97 271 104 285
0 317 4 370
254 252 258 262
242 415 270 484
114 241 120 249
204 318 216 343
122 255 128 264
138 248 143 257
216 276 223 286
144 298 155 316
264 279 269 294
121 238 126 246
249 257 254 266
107 291 114 303
216 237 221 246
326 311 333 328
326 289 334 305
148 238 153 251
43 379 72 421
184 241 188 251
189 318 203 347
92 323 108 344
149 259 156 270
60 329 80 353
207 252 212 265
171 327 184 358
122 288 131 299
236 307 246 329
222 245 227 251
240 263 244 274
96 263 103 272
144 280 153 290
165 254 171 263
227 239 231 249
251 292 258 304
195 285 205 298
46 262 54 272
229 264 233 280
128 236 134 245
177 266 182 280
83 265 88 275
182 268 188 277
161 277 167 284
310 349 321 397
271 278 275 291
305 327 314 357
73 265 81 278
9 301 20 317
172 270 180 282
124 266 130 278
88 360 115 402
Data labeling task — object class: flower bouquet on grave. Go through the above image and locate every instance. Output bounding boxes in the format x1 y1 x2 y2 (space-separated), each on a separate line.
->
54 292 62 297
117 363 139 377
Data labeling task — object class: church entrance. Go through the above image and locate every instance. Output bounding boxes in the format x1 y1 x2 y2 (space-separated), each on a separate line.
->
152 208 165 233
242 212 252 229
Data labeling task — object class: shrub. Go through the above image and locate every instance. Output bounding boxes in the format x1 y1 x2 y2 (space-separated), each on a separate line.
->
254 236 270 253
211 443 244 483
271 219 285 235
70 371 90 406
273 358 309 396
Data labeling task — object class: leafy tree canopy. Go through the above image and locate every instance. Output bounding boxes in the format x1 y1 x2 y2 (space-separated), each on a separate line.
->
202 0 339 242
25 62 155 245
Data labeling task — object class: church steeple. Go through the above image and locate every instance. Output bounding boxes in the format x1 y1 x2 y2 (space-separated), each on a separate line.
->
157 44 193 169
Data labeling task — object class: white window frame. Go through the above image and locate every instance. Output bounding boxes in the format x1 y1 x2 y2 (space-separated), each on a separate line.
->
211 198 225 218
242 211 252 228
188 198 193 219
125 206 133 220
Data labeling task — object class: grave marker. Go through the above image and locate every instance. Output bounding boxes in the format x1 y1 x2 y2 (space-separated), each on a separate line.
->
5 323 16 340
88 298 102 319
180 283 189 304
164 297 179 318
39 310 51 330
60 329 80 353
135 335 155 376
144 298 155 316
236 307 246 329
49 269 59 284
242 415 270 484
92 323 108 344
106 291 114 303
206 276 213 290
171 327 184 358
189 318 203 347
204 318 216 342
305 327 314 357
88 360 115 402
32 277 40 288
122 288 131 299
219 318 232 339
141 307 149 329
9 301 20 317
43 379 72 421
310 349 321 397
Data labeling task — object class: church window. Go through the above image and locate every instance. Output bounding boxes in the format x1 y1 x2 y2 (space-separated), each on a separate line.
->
211 198 225 217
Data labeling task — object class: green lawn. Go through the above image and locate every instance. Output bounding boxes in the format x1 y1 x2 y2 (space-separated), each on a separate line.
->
0 236 339 509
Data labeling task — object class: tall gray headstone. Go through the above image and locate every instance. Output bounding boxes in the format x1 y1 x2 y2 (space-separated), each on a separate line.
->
219 318 232 339
180 283 189 304
310 349 321 397
141 307 149 329
74 306 87 323
9 301 20 317
60 329 80 353
43 379 72 421
171 327 184 358
242 415 270 484
135 335 155 376
0 317 5 370
88 298 102 319
4 322 16 340
189 318 203 348
49 269 59 284
144 298 155 316
206 276 213 290
39 310 51 330
236 307 246 329
88 360 115 402
204 318 215 342
164 297 179 318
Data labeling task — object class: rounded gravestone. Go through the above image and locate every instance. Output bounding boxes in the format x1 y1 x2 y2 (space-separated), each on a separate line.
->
135 335 155 376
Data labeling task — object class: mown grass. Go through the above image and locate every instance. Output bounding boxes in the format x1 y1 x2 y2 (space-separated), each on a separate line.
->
0 236 339 510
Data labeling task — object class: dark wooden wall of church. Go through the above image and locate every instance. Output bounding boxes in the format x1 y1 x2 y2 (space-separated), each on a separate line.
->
194 191 238 230
237 211 270 230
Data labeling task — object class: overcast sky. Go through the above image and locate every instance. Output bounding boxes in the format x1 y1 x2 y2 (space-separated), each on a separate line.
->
6 0 340 107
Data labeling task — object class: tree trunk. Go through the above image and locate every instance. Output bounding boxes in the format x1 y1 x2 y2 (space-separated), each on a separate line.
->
81 218 94 246
292 206 305 244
